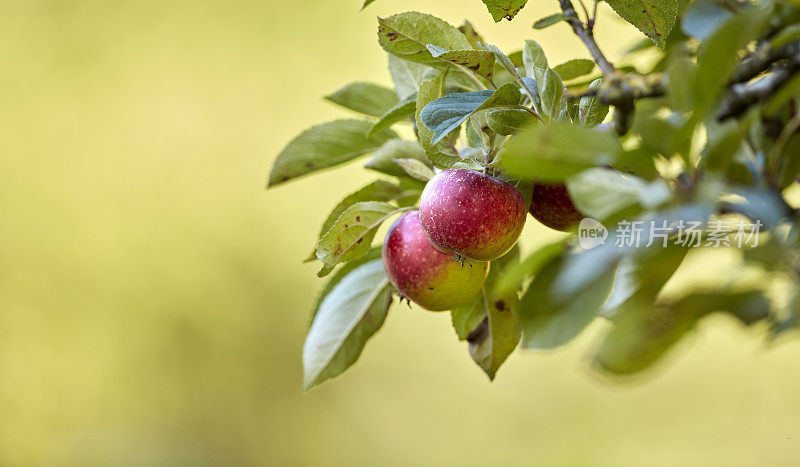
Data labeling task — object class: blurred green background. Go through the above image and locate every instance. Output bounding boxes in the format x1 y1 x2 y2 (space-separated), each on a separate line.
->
3 0 800 465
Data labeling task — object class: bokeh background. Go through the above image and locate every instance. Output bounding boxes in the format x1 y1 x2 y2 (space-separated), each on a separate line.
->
3 0 800 465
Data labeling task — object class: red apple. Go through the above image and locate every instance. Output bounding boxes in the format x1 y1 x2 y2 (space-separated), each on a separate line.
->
419 169 526 261
382 211 489 311
528 182 584 231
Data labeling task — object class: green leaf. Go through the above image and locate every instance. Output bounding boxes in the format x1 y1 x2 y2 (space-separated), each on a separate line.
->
364 138 428 177
368 98 417 138
494 240 565 297
388 54 431 100
770 24 800 49
522 39 547 79
393 158 436 181
378 12 472 66
553 59 595 81
602 244 690 317
303 260 392 390
694 6 772 116
520 255 613 349
305 181 404 262
552 204 713 298
634 110 692 159
533 12 566 30
482 0 529 22
566 168 671 221
579 79 608 126
420 82 522 144
325 82 399 117
500 123 622 181
666 58 697 113
699 121 744 172
765 73 800 116
309 248 382 324
426 45 495 83
595 290 770 375
458 20 485 48
681 0 732 40
605 0 678 47
486 108 537 135
415 72 465 168
316 201 407 276
268 120 398 187
451 297 487 341
361 0 378 9
478 42 538 103
539 68 564 119
465 247 522 379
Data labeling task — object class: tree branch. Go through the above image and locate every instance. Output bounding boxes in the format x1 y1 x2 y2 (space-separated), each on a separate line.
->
729 42 800 85
558 0 615 75
718 50 800 121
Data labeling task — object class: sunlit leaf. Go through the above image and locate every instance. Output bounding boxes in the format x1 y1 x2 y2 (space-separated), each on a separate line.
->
325 82 399 117
553 59 595 81
500 123 622 181
316 201 407 275
368 98 416 138
378 12 471 65
303 260 392 390
364 139 429 177
420 82 522 143
481 0 529 22
533 12 566 30
605 0 678 48
269 120 397 187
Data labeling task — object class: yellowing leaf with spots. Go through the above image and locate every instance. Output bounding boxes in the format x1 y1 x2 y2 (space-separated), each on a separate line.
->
316 201 409 277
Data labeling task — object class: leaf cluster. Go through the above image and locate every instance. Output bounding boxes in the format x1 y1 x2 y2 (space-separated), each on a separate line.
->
270 0 800 389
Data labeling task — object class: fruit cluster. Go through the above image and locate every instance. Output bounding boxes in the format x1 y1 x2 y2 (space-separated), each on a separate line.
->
383 168 582 311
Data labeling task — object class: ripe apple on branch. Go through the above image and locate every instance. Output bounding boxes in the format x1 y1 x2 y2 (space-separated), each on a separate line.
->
268 0 800 390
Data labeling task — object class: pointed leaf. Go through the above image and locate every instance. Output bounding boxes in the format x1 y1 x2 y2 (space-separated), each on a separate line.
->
316 201 407 275
368 98 417 138
269 120 398 187
378 12 471 65
325 82 399 117
553 59 595 81
393 158 436 181
458 20 484 47
305 181 404 262
415 72 463 168
477 42 538 103
539 68 564 119
309 248 382 324
465 247 522 379
522 39 547 78
605 0 678 47
303 260 392 390
579 79 609 126
533 12 566 29
427 45 495 83
388 54 431 100
420 82 522 143
364 139 429 177
482 0 529 22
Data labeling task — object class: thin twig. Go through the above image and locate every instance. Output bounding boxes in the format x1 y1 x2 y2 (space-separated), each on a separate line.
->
558 0 615 75
718 57 800 121
577 0 591 25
